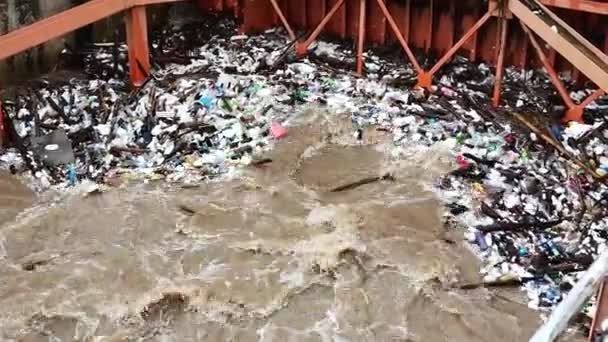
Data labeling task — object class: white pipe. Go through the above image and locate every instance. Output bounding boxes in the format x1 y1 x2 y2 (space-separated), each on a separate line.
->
530 250 608 342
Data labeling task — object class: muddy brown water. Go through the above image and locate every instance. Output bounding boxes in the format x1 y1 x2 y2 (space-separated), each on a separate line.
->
0 111 544 341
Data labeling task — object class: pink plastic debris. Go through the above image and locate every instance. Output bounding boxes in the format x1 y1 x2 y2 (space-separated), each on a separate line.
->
440 86 458 98
270 121 288 139
456 155 470 169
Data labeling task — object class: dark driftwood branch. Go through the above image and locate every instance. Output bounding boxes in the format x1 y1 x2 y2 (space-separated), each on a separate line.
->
178 204 196 216
330 174 395 193
476 219 561 233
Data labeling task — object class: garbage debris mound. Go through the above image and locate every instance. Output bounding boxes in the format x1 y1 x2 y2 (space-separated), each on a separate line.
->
1 15 608 321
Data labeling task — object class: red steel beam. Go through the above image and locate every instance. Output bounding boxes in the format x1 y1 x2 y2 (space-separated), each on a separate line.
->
467 7 481 62
516 1 608 122
526 18 607 122
447 0 456 51
563 89 606 122
524 22 607 123
589 277 608 341
522 22 576 108
520 34 529 69
126 6 150 86
357 0 367 75
427 10 493 76
269 0 296 41
132 0 184 4
374 1 494 87
510 0 608 91
417 9 494 87
404 0 411 44
539 0 608 15
539 2 608 64
375 0 423 74
295 0 346 56
0 0 132 60
580 89 605 108
493 18 509 107
0 0 183 61
426 0 434 53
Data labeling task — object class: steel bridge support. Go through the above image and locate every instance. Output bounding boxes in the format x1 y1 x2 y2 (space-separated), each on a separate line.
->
0 0 184 88
125 5 150 86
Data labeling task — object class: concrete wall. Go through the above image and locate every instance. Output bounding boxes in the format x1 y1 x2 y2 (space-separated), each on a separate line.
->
0 0 73 84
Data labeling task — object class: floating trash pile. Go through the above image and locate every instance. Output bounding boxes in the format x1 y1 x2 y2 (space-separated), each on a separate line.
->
1 15 608 319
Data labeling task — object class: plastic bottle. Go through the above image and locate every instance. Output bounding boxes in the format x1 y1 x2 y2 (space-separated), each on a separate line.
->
540 236 561 257
68 164 77 186
475 231 489 250
197 89 217 110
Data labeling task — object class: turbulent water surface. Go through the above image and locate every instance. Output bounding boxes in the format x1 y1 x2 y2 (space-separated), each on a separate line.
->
0 111 544 341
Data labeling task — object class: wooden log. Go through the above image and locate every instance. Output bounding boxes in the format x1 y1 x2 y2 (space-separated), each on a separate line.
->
530 249 608 342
